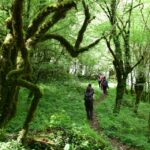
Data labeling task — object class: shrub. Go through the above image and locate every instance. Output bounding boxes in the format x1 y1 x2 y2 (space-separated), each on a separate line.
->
0 140 26 150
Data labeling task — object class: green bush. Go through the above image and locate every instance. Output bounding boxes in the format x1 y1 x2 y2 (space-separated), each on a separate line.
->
96 88 150 150
27 127 108 150
0 129 6 141
0 140 26 150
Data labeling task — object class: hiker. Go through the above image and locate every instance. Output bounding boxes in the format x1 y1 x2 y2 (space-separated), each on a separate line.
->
97 75 101 88
84 84 94 120
101 76 109 95
97 74 104 88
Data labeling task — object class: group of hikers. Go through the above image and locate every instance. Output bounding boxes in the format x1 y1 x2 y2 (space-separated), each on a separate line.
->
84 74 109 120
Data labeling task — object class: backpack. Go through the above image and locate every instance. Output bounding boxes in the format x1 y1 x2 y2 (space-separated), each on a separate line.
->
84 92 93 101
104 80 108 87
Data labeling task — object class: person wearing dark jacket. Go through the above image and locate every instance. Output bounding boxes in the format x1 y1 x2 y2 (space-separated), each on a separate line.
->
84 84 94 120
101 76 109 95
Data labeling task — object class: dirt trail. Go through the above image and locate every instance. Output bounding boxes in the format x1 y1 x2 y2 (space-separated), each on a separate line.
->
89 94 137 150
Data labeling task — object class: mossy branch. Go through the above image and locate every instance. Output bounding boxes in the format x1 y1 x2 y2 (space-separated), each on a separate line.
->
12 0 31 75
74 0 90 50
26 1 76 39
11 79 42 142
6 68 24 81
38 1 102 57
12 0 24 49
6 64 42 142
78 38 102 52
129 56 144 73
41 33 102 57
27 0 102 57
27 11 68 46
41 34 76 56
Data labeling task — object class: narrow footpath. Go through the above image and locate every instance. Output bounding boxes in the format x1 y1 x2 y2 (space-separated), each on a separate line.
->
89 95 138 150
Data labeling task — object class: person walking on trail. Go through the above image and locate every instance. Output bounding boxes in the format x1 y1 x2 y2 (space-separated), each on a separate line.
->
97 74 104 89
101 76 109 95
97 75 101 88
84 84 94 120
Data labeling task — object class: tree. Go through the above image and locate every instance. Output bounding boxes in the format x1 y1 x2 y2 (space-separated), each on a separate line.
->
98 0 143 113
130 3 150 112
0 0 101 140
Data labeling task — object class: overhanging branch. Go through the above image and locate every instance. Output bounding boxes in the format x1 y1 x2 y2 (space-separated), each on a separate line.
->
74 0 91 49
103 35 117 61
41 33 102 57
27 2 76 47
41 34 76 56
26 1 76 39
78 38 102 52
130 56 144 73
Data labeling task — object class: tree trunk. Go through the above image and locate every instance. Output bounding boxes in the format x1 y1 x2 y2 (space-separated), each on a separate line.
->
0 84 19 127
134 87 142 113
113 59 128 113
134 83 144 113
130 72 134 95
148 112 150 142
0 33 19 127
134 72 145 113
113 78 126 113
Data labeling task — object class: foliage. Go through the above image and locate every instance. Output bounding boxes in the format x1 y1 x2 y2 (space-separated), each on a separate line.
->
0 140 26 150
33 63 72 81
96 88 150 150
4 78 150 149
6 78 87 131
5 78 111 149
27 127 108 150
0 0 149 147
0 129 6 141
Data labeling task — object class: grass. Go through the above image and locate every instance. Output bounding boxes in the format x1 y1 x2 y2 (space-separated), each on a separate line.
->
95 87 150 150
5 78 111 149
4 78 149 149
7 80 85 131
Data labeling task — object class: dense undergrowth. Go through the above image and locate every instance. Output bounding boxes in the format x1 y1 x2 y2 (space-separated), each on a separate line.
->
0 77 111 150
0 77 149 150
96 88 150 150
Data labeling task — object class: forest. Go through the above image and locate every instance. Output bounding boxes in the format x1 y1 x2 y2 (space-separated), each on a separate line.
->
0 0 150 149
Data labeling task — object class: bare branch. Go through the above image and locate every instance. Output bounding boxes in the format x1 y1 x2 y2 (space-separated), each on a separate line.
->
140 5 150 32
130 56 144 72
103 35 117 61
124 3 143 15
78 38 102 52
104 0 112 19
98 2 111 20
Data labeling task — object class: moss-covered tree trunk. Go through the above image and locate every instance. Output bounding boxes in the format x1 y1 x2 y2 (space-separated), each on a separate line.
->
0 0 101 141
148 112 150 142
134 73 145 113
114 80 126 113
0 0 42 140
130 72 134 95
113 60 127 113
0 31 19 127
101 0 143 113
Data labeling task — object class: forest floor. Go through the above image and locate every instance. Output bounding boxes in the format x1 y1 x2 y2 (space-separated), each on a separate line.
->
89 94 138 150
